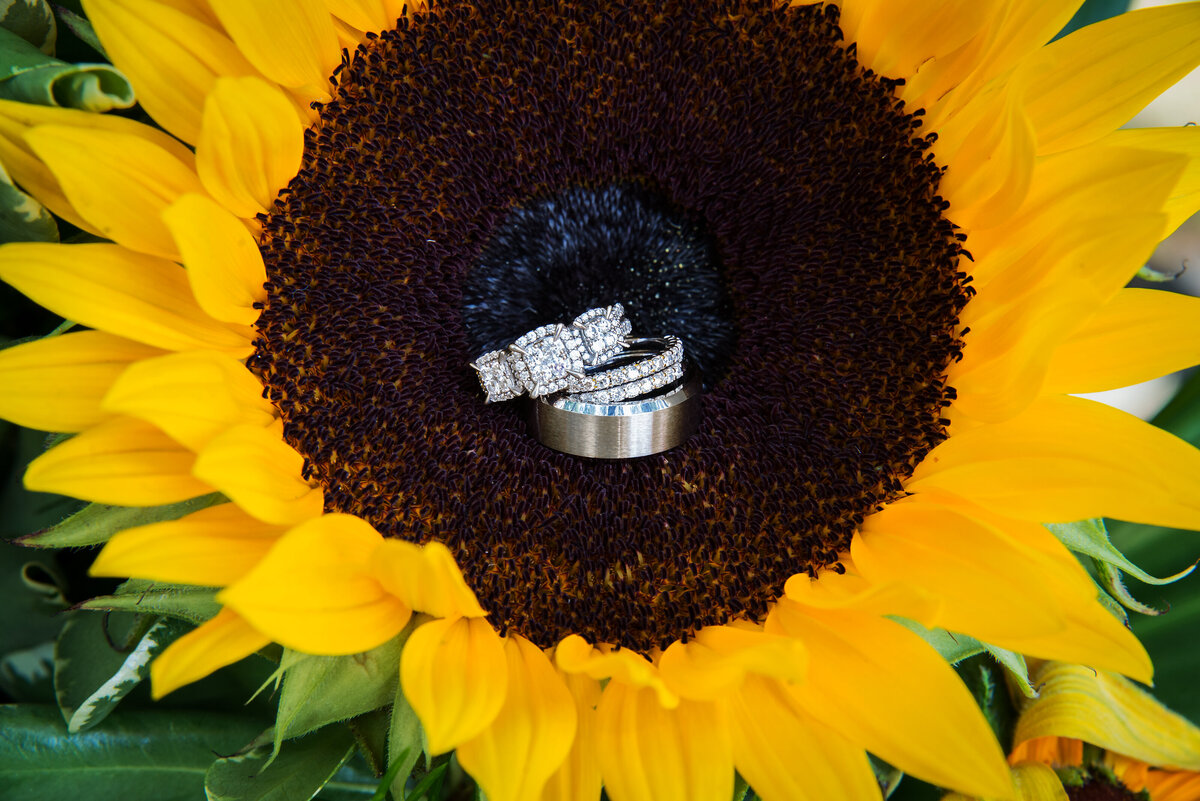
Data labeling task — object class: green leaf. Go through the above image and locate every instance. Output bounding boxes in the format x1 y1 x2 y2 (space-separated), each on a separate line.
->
0 543 65 656
1053 0 1132 41
79 580 221 625
0 160 56 243
19 494 224 549
889 618 1036 700
956 654 1018 752
888 617 985 664
275 635 405 754
0 704 264 801
981 643 1037 700
1105 369 1200 725
54 612 188 733
206 724 358 801
51 6 105 59
0 0 55 54
387 676 422 800
1094 559 1162 616
867 754 903 799
0 25 132 110
1046 519 1195 587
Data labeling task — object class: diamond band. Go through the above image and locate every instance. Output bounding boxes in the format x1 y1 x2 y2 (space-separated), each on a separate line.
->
566 336 685 403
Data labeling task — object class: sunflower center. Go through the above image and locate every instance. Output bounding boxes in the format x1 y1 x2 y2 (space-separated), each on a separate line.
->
252 0 970 651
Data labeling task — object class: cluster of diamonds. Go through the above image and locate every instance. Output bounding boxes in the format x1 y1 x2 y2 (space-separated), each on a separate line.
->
571 303 633 366
470 348 522 402
567 335 684 402
510 323 588 397
471 304 633 402
569 361 685 404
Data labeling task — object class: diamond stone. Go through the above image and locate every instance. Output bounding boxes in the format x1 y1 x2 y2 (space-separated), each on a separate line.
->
471 350 521 402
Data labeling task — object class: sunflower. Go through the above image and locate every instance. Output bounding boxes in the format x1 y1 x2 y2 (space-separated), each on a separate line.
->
947 661 1200 801
2 1 1200 799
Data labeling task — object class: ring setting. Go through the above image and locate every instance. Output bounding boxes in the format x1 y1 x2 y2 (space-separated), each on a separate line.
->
471 304 632 400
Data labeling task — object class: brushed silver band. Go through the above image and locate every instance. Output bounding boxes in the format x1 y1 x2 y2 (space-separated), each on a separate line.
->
527 370 701 459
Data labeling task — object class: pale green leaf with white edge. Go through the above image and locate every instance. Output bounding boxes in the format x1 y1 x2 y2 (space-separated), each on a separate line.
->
0 0 55 53
0 158 55 242
19 494 224 549
1047 519 1196 586
79 580 221 625
274 634 406 755
63 617 188 733
205 724 356 801
0 25 132 111
1095 560 1163 616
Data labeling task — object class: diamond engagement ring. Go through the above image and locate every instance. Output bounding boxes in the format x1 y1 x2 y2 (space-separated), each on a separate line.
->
470 303 632 401
566 336 685 404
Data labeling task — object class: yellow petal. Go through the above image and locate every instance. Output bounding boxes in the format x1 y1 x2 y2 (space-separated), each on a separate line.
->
728 675 881 801
768 599 1014 799
91 502 285 587
0 98 192 232
1012 763 1071 801
206 0 338 96
324 0 390 32
909 395 1200 531
783 563 943 624
1015 662 1200 771
658 625 807 701
853 501 1066 641
400 616 508 755
914 1 1082 128
966 145 1181 294
1021 3 1200 155
1105 126 1200 236
899 494 1152 682
555 635 678 709
196 77 307 219
934 79 1036 232
945 763 1069 801
192 424 324 526
25 125 204 260
1044 288 1200 394
458 636 577 801
542 669 603 801
24 416 213 505
150 607 269 698
163 193 268 325
0 243 254 355
0 331 163 432
952 220 1163 422
595 683 732 801
372 539 486 619
218 513 410 652
81 0 264 143
103 350 275 451
837 0 990 79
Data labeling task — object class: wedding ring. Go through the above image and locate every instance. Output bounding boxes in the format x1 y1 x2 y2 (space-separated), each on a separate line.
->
566 336 684 402
471 303 631 401
528 366 701 458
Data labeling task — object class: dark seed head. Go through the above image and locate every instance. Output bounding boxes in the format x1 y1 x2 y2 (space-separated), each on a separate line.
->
252 0 970 651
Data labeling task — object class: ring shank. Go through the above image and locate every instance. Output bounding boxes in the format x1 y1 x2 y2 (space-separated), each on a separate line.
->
527 372 701 459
